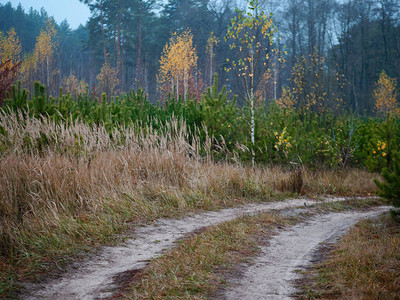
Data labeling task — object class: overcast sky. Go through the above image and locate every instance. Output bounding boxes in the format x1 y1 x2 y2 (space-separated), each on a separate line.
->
3 0 91 29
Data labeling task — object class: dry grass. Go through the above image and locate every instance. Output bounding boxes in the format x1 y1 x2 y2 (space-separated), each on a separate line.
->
0 111 381 297
298 214 400 299
303 168 379 196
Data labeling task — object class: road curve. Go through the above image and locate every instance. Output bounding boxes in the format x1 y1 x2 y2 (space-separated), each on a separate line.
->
21 197 376 300
219 207 389 300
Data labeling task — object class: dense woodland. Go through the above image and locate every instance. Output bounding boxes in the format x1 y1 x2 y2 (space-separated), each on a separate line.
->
0 0 399 112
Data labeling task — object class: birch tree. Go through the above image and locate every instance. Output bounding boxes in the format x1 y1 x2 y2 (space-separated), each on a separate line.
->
0 28 22 102
225 0 276 167
206 32 219 86
374 70 399 117
158 30 198 103
34 21 58 89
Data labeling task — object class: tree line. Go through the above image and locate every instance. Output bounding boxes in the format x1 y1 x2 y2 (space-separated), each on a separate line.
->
0 0 399 114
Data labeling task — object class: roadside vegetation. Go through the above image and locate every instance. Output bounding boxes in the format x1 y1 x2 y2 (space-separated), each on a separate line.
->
2 76 400 170
297 213 400 299
375 154 400 220
0 106 381 297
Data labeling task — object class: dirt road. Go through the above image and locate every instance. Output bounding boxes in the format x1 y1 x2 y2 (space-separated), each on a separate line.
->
218 207 389 299
21 197 384 299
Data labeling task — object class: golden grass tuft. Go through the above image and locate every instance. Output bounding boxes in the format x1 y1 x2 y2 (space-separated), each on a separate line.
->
303 169 379 196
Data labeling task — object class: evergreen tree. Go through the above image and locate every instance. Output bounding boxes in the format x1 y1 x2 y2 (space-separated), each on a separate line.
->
375 155 400 220
201 73 237 148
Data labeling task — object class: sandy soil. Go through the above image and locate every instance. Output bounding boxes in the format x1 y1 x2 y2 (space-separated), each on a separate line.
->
218 207 389 300
20 197 373 300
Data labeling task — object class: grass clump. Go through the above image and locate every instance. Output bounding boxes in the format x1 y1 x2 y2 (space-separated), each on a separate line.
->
298 214 400 299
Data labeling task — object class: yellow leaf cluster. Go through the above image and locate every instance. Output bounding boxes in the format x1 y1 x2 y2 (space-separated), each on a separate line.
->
286 53 342 114
19 53 36 86
19 20 58 87
97 63 120 97
373 70 399 117
34 21 57 66
0 28 21 67
63 74 88 95
276 86 295 109
206 32 219 56
158 30 198 95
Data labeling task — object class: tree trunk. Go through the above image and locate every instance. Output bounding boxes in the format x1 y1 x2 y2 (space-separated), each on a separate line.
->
136 0 143 87
184 65 187 103
117 4 123 85
176 75 179 102
100 0 107 64
307 0 316 54
46 55 50 89
251 49 255 168
210 44 213 86
290 1 297 67
380 2 389 65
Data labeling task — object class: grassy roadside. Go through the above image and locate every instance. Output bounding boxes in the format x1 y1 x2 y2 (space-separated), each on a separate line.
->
122 198 385 299
0 163 380 299
296 213 400 299
0 115 381 298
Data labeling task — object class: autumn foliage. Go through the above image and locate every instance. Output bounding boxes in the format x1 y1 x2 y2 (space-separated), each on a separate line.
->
158 30 202 102
277 53 344 116
96 63 120 98
0 29 22 103
374 70 399 117
17 21 58 92
62 74 88 95
33 21 58 89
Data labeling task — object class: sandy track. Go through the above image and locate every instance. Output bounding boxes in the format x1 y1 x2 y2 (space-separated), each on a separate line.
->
21 197 371 300
219 207 389 300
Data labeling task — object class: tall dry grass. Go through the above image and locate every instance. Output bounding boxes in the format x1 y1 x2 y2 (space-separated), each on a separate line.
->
0 110 379 294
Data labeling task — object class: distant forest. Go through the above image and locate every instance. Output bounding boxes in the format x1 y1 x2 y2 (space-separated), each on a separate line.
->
0 0 399 113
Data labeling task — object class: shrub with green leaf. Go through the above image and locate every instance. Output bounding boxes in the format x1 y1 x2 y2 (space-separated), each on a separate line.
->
374 155 400 220
200 73 238 149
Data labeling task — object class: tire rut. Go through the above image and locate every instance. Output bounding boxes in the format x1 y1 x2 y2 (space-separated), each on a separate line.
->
217 206 389 300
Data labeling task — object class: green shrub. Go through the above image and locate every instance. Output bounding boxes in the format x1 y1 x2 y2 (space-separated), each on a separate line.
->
374 155 400 220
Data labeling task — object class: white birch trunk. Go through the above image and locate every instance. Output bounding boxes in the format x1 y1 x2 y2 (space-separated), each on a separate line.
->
251 50 255 168
184 65 187 104
46 55 50 88
176 75 179 102
210 45 213 86
251 90 255 168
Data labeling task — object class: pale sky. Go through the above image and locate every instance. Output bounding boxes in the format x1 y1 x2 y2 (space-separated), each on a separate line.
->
3 0 91 29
